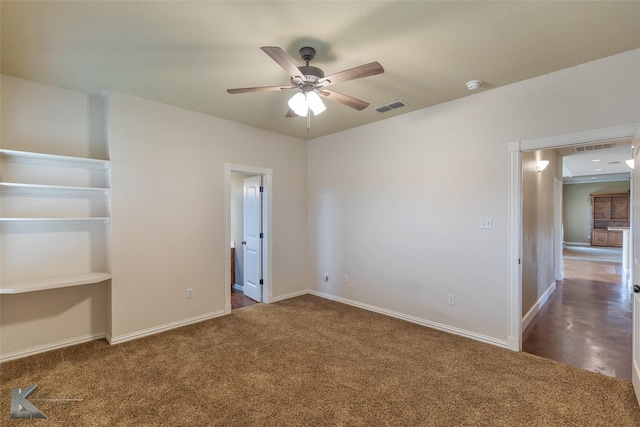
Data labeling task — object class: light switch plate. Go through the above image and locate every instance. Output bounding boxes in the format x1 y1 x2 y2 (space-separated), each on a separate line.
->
480 218 493 229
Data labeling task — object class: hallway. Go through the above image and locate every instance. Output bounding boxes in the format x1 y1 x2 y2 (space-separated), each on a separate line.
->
523 254 632 380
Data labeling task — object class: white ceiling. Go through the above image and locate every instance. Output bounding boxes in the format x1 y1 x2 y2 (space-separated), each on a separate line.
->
2 1 640 140
560 139 634 184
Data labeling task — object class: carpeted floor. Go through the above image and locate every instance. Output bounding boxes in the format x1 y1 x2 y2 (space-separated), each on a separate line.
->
2 294 639 426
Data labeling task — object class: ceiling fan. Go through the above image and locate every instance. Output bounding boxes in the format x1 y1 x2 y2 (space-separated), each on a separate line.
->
227 46 384 130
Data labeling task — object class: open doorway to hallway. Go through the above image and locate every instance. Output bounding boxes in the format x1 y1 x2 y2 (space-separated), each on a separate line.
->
520 141 633 380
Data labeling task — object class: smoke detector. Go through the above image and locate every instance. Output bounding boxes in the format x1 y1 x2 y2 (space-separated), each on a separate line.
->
466 80 482 90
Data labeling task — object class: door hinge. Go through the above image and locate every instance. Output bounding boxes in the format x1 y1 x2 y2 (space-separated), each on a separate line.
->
518 258 521 265
260 186 264 193
260 279 264 285
260 232 264 239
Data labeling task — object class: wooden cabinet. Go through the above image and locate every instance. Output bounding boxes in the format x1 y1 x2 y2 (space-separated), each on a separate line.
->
590 192 629 247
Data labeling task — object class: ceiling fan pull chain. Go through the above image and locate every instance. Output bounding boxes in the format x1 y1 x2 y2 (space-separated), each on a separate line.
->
307 110 311 132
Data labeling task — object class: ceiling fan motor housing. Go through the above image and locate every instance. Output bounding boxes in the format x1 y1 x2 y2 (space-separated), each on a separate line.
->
296 47 324 83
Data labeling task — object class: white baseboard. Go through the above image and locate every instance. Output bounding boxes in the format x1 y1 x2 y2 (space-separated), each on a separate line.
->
522 281 557 331
307 290 511 349
2 290 520 362
107 310 225 345
0 332 106 363
507 336 521 351
232 284 243 292
270 289 309 303
633 359 640 407
565 241 590 247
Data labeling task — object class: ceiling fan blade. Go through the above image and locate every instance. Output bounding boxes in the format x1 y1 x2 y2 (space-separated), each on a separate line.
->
261 46 303 80
318 89 369 111
318 62 384 86
227 85 294 94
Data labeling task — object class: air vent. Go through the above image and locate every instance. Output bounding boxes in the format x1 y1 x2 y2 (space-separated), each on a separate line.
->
374 100 407 113
574 143 615 152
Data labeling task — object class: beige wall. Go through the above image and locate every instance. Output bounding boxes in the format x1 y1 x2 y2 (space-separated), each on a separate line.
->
521 149 561 317
108 92 308 341
563 180 631 244
2 48 639 358
0 77 308 356
0 75 109 357
307 49 640 345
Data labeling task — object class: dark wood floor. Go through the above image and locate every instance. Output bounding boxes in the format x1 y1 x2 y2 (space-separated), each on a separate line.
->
523 258 632 381
231 287 259 310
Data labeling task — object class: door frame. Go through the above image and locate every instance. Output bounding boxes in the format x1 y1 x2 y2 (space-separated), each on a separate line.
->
224 163 273 314
554 177 564 282
507 122 640 351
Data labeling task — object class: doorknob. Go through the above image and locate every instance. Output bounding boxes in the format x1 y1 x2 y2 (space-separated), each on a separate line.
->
242 241 246 245
634 284 640 293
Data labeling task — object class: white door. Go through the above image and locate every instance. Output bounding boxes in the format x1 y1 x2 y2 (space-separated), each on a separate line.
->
631 135 640 405
243 175 262 302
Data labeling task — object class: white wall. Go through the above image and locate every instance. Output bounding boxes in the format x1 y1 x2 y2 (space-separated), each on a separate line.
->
1 77 308 356
108 92 307 341
3 48 639 357
306 49 640 345
0 75 109 357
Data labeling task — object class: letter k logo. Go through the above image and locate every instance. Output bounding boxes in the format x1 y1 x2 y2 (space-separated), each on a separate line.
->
10 385 47 419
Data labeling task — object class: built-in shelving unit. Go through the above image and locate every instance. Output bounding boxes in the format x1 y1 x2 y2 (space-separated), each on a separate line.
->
0 272 112 294
0 149 111 294
0 149 110 169
590 192 630 247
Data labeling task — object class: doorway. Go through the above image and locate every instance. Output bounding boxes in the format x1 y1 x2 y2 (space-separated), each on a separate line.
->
522 149 632 379
507 123 640 354
224 163 273 314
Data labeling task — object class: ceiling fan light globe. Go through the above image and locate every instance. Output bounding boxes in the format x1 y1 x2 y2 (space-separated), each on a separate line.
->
307 91 326 116
288 92 308 116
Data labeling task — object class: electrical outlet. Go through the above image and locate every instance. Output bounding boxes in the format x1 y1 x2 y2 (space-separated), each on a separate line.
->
323 272 329 282
343 274 349 283
186 288 193 299
448 294 455 305
480 218 493 229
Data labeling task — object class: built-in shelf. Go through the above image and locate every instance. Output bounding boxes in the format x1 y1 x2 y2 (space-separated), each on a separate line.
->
0 149 110 170
0 182 110 195
1 147 111 295
0 272 112 294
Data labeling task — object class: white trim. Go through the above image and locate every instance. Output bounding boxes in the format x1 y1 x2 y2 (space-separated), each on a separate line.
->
0 332 106 363
634 357 640 407
232 284 244 292
522 281 557 331
565 241 590 247
224 163 273 312
520 123 640 151
308 290 511 349
507 148 523 351
107 310 224 345
271 289 309 302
